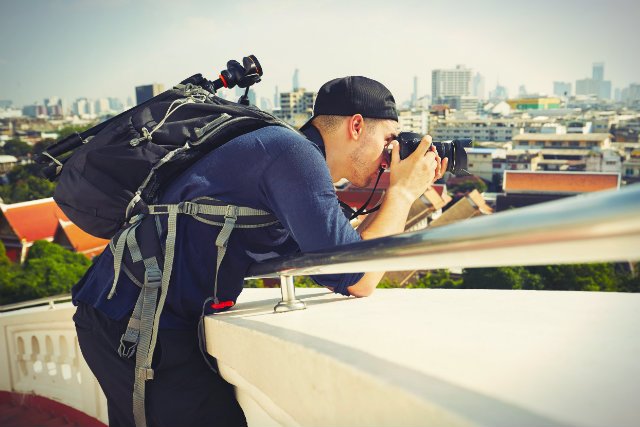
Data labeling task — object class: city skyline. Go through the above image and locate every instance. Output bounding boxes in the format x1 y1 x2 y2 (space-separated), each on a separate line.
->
1 0 639 107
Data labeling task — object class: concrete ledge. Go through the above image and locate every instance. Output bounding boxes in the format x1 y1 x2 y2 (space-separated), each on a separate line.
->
205 288 640 427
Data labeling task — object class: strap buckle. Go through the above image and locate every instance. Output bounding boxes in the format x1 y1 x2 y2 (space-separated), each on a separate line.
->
137 367 154 381
144 267 162 289
178 201 199 215
118 336 138 359
225 205 238 220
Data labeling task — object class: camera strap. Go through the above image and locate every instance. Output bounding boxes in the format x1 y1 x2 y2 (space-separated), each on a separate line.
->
341 167 385 220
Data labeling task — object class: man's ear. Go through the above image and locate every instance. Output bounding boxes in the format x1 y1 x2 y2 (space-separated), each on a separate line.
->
348 114 364 140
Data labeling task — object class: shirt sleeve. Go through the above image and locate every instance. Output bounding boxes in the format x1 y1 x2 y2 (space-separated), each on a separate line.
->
259 142 363 295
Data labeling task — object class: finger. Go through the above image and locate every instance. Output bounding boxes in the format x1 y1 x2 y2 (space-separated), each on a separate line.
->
434 159 442 181
390 141 400 167
424 150 437 162
418 135 433 154
440 158 449 177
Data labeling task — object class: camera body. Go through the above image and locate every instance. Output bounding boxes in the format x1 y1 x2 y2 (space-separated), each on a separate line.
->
396 132 471 175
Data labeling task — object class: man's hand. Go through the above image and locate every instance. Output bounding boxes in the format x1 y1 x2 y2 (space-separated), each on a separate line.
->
388 135 448 203
347 134 447 298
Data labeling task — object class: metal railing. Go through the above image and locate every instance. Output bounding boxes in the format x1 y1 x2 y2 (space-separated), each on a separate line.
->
248 184 640 312
2 186 638 315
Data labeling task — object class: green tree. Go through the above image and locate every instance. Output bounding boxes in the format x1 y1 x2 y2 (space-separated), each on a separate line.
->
56 124 95 140
294 276 322 288
462 266 543 290
526 264 619 292
0 139 32 157
0 164 56 203
0 241 91 305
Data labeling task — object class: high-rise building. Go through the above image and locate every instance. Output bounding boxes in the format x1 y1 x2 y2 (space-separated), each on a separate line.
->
490 84 509 101
135 83 164 105
411 76 418 106
398 109 428 134
274 88 317 127
94 98 110 114
592 62 604 81
274 85 280 109
260 97 273 111
44 97 63 117
109 97 124 112
293 69 300 91
621 84 640 105
553 81 572 97
575 63 611 99
431 65 472 104
22 105 47 118
72 98 87 116
614 88 622 102
472 73 485 100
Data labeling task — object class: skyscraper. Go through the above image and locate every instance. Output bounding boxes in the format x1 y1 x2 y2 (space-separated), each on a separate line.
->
135 83 164 105
274 85 280 109
592 62 604 81
553 82 572 97
293 69 300 91
431 65 472 104
576 62 611 99
472 73 485 100
411 76 418 106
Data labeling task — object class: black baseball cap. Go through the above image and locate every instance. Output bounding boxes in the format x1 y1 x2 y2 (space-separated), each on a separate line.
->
300 76 398 131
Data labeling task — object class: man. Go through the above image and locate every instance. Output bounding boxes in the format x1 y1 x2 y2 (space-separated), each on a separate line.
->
72 76 444 426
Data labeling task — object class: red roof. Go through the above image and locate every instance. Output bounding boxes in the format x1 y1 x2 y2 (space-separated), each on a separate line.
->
504 171 620 193
336 181 448 210
1 198 69 242
336 189 384 210
57 219 108 258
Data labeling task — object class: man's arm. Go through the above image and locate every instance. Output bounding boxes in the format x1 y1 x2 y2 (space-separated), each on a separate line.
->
347 136 446 297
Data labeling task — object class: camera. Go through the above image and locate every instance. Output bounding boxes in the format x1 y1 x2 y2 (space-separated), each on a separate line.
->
395 132 471 175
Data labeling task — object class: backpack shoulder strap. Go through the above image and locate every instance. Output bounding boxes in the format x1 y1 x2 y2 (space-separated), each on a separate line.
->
111 197 276 427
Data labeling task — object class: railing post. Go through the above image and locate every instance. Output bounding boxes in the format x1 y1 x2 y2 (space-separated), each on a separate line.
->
274 275 306 313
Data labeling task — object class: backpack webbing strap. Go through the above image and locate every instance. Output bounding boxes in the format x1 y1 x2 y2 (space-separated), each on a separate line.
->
212 206 238 304
118 256 158 359
108 221 141 299
118 200 275 427
130 207 178 427
132 258 162 427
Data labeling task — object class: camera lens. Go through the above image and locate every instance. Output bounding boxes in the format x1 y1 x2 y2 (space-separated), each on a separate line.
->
396 132 471 175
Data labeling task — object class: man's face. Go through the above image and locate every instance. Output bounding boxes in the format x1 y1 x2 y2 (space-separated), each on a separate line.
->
348 119 399 187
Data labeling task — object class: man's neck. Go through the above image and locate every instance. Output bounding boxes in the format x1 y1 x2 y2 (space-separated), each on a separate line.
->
302 124 343 183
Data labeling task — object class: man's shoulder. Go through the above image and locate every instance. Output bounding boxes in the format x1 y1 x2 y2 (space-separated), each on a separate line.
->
246 125 322 159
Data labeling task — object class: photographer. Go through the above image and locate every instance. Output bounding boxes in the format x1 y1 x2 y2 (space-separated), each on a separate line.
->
72 76 445 427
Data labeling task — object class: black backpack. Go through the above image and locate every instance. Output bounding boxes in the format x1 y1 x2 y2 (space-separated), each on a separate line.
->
39 73 295 239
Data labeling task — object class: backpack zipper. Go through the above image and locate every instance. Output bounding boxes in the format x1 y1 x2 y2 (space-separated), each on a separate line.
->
194 113 232 138
191 116 256 146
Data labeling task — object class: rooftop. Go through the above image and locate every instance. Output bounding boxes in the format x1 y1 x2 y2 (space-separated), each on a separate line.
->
0 198 67 242
503 171 620 193
206 287 640 427
513 133 611 141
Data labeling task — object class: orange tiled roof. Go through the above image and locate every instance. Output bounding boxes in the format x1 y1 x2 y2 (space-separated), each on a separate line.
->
0 198 69 242
57 219 108 258
504 171 620 194
337 183 448 210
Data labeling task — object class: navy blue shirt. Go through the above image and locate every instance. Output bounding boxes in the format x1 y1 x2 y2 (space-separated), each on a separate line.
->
72 125 364 329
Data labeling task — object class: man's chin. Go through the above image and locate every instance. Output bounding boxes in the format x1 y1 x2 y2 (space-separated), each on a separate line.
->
351 174 376 189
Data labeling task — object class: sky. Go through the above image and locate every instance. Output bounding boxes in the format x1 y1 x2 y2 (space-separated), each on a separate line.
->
1 0 639 107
